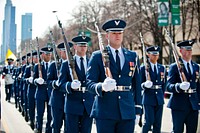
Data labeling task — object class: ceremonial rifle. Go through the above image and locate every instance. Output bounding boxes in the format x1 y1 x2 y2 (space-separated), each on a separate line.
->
36 37 43 78
164 28 187 82
94 22 112 78
55 14 78 80
49 30 60 76
139 32 151 81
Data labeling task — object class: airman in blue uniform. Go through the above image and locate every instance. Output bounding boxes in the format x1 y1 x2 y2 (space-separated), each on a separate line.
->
2 58 15 102
86 19 142 133
140 46 166 133
24 51 39 130
47 42 72 133
23 52 31 122
167 40 200 133
19 56 27 114
59 36 95 133
33 45 53 133
13 58 20 108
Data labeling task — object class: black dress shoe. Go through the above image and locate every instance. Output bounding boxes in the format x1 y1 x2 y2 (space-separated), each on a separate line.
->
30 121 35 130
25 114 29 122
22 111 25 116
19 106 22 112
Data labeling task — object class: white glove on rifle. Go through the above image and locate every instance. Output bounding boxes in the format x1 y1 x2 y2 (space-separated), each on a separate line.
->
55 80 59 86
36 77 44 85
179 81 190 91
28 77 33 83
135 115 140 125
102 77 116 92
18 73 22 79
71 80 81 89
142 80 153 88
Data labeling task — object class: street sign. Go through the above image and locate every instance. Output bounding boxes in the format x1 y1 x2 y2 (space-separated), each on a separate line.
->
171 0 181 25
78 30 92 46
158 0 169 26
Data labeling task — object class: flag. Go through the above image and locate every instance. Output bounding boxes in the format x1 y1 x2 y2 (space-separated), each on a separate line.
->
5 49 17 64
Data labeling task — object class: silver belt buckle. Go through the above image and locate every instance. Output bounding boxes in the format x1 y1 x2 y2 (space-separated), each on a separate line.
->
187 88 196 94
82 87 86 93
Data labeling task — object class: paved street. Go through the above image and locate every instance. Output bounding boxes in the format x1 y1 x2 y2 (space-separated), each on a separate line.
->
1 77 200 133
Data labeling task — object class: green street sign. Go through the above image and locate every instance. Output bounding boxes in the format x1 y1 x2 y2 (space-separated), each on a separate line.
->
171 0 181 25
158 0 169 26
78 30 92 46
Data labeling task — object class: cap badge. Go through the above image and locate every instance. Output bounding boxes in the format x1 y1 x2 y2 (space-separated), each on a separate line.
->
189 41 193 45
155 46 158 50
82 36 86 40
114 20 120 26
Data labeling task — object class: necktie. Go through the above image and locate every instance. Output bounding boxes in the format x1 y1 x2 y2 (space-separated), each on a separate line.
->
154 65 158 80
80 57 85 75
187 63 192 78
115 50 121 73
46 62 48 73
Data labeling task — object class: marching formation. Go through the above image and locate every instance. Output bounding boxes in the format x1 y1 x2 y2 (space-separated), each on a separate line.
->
1 18 200 133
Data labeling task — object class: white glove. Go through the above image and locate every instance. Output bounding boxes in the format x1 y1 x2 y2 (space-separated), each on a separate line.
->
143 80 153 88
18 73 22 78
180 82 190 91
36 77 44 85
71 80 81 89
28 77 33 83
135 115 140 125
55 80 59 86
102 77 116 92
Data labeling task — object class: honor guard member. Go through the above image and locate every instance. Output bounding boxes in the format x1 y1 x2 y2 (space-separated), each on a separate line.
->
140 46 166 133
2 58 15 102
86 19 142 133
24 51 39 130
59 36 95 133
47 42 72 133
13 58 20 108
167 40 200 133
19 55 27 114
23 52 31 122
33 45 53 133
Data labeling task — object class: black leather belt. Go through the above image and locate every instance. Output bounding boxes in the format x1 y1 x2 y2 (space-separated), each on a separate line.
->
150 85 162 89
114 86 131 91
184 88 196 94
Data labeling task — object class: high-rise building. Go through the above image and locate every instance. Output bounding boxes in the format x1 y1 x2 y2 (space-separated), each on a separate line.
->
21 13 32 41
1 0 16 63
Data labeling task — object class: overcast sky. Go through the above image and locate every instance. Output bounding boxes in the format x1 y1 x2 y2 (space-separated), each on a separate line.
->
0 0 81 48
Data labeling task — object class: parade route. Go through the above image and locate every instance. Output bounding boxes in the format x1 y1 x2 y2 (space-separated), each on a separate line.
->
1 77 200 133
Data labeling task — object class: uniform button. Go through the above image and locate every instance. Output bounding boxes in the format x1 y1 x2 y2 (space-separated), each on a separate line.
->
83 81 85 83
119 75 121 78
118 96 121 99
155 92 158 94
83 99 85 102
189 95 191 97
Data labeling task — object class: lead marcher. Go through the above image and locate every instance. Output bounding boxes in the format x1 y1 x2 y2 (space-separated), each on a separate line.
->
140 46 167 133
59 36 94 133
86 19 142 133
166 40 200 133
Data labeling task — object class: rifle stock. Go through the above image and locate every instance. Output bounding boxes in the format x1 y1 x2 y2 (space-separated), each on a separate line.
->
49 31 60 76
139 32 151 81
57 19 78 80
94 22 112 78
164 28 187 82
36 37 43 78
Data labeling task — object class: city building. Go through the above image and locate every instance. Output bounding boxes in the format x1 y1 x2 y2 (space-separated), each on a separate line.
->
1 0 16 64
21 13 32 41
